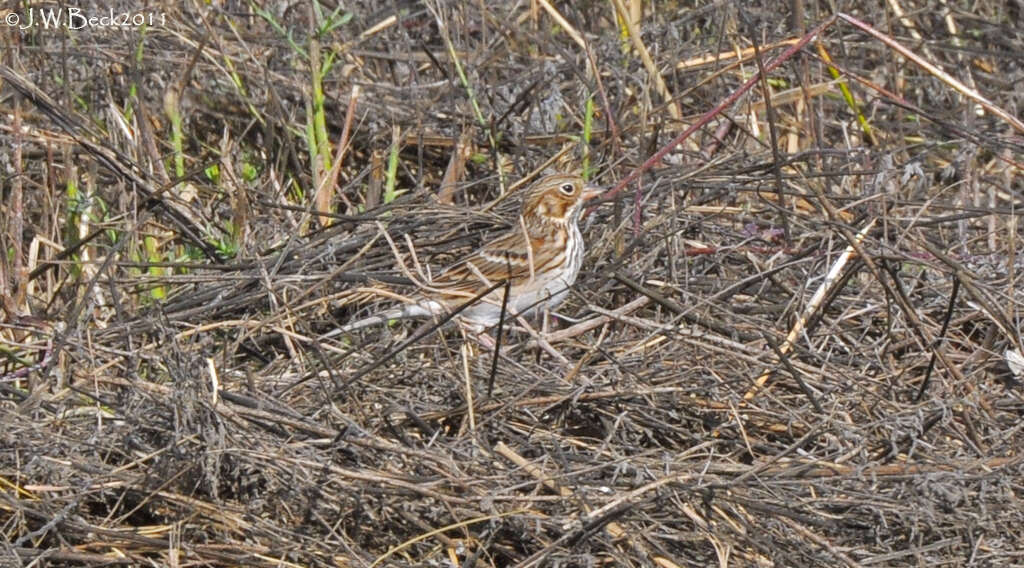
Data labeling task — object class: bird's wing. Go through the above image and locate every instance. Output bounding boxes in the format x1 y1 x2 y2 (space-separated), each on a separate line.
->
428 221 565 298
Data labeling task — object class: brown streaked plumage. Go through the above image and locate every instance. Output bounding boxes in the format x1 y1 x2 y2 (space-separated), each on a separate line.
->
335 173 602 334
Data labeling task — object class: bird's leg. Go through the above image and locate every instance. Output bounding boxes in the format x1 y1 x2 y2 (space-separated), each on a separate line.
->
475 331 497 350
457 320 497 351
512 314 570 366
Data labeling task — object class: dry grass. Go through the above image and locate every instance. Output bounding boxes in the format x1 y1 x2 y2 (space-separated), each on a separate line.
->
2 1 1023 566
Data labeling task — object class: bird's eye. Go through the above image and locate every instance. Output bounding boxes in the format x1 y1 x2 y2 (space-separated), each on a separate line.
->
559 183 575 195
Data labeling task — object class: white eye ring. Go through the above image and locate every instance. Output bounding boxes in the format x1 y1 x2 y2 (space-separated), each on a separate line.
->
559 183 575 195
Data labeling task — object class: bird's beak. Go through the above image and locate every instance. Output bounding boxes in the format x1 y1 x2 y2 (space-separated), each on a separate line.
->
581 184 604 201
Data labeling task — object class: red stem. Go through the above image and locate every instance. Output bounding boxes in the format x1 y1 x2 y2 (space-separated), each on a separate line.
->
603 14 838 200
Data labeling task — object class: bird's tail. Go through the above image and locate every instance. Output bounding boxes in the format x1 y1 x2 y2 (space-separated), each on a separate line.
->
319 303 438 340
340 307 410 332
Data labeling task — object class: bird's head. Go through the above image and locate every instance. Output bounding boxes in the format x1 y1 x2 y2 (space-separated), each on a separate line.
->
521 173 603 226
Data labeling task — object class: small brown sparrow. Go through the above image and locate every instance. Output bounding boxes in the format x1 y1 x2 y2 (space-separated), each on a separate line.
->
338 173 602 334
